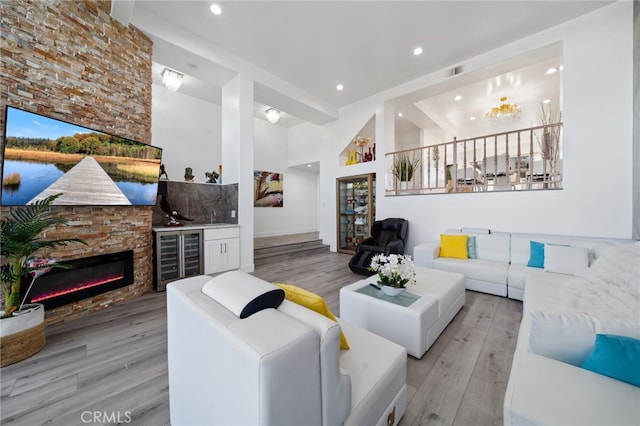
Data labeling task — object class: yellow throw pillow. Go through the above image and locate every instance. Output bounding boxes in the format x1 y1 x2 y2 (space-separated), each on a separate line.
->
439 234 469 259
274 283 350 350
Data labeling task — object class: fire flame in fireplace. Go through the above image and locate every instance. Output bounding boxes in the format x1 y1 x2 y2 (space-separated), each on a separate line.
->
31 274 125 303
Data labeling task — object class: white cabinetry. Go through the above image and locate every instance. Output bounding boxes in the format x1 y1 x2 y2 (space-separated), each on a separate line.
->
204 227 240 274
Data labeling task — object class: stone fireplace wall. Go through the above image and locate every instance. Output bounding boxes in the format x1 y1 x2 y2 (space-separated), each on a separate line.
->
0 0 154 325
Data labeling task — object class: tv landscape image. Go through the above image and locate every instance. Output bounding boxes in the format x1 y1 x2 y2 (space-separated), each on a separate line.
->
1 106 163 206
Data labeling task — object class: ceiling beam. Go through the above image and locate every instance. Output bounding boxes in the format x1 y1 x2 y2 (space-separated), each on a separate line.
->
110 0 136 27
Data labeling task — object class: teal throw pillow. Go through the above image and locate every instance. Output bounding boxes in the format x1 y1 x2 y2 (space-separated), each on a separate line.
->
467 236 477 259
581 334 640 387
527 240 545 268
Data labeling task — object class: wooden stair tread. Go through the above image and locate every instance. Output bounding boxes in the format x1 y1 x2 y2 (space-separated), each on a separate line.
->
254 232 320 249
254 232 328 266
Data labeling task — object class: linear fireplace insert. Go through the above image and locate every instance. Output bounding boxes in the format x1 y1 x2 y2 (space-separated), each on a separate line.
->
21 250 134 310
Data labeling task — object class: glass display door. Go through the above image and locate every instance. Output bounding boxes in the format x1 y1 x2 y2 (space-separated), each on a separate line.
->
336 173 375 254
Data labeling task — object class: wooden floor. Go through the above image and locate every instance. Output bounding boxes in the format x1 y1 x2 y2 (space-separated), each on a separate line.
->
0 251 522 426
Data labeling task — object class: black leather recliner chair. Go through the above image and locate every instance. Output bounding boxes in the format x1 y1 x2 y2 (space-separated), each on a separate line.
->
348 218 409 276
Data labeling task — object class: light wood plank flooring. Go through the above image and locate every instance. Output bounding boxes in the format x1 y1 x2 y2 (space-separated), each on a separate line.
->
0 251 521 426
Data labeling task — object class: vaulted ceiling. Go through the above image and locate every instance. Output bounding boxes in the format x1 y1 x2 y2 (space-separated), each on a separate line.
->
112 1 611 128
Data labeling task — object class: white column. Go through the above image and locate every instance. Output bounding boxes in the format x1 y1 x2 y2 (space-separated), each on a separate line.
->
222 74 255 272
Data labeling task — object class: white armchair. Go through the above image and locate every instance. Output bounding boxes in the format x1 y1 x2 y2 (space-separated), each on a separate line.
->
167 272 407 426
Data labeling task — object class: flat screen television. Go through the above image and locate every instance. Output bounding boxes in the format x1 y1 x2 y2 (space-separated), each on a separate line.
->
1 106 163 206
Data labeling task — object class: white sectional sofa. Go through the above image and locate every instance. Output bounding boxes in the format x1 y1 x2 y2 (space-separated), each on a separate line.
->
415 230 640 425
413 228 634 299
167 271 407 426
505 243 640 425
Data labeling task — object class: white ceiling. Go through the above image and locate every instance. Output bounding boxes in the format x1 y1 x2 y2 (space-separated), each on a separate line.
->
114 1 611 127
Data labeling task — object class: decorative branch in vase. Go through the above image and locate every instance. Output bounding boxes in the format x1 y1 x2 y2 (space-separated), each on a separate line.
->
536 103 562 187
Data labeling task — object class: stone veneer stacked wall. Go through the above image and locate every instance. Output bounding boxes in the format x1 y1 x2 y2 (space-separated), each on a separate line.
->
0 0 154 325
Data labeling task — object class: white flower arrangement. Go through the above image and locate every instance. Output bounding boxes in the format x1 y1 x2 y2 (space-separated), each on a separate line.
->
369 254 417 288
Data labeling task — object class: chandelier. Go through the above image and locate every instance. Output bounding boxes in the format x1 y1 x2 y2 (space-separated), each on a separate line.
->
485 96 521 120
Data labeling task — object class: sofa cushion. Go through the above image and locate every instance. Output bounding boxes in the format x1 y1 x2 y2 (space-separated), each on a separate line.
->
507 263 569 293
434 257 508 285
474 232 511 262
544 244 589 275
275 283 349 350
581 334 640 387
467 236 477 259
202 270 284 319
340 320 406 426
277 299 352 425
526 240 545 268
562 243 640 321
439 234 468 259
529 311 640 366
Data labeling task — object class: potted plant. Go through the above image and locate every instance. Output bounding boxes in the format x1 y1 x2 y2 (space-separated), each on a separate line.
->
392 152 421 182
392 152 421 191
1 193 85 366
368 253 417 296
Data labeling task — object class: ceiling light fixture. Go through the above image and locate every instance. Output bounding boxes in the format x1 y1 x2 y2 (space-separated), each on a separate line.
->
470 116 476 121
485 96 521 121
161 68 184 92
265 107 281 124
210 4 222 15
336 84 344 91
413 47 423 56
398 113 403 117
546 67 557 75
542 98 552 104
454 95 462 101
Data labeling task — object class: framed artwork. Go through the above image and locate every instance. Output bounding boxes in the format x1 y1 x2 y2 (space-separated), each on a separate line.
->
254 170 283 207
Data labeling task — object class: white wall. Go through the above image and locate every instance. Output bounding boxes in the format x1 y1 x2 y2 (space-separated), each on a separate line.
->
152 83 320 265
254 119 318 237
151 84 221 183
289 2 634 253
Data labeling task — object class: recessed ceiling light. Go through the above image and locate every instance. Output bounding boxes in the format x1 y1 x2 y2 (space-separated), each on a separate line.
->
307 164 312 168
336 84 344 91
542 99 552 104
454 95 462 101
210 4 222 15
546 67 557 75
469 116 476 121
413 47 423 56
398 113 403 117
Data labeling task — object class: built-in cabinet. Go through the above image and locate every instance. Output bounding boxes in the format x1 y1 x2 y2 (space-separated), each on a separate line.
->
204 227 240 274
153 229 203 291
153 225 240 291
336 173 376 254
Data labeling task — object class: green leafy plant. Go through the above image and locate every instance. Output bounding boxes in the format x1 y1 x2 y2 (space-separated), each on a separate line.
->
1 194 85 317
392 152 421 182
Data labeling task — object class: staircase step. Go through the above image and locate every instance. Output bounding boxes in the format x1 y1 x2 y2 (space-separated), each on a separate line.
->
254 239 324 257
253 232 329 267
254 244 330 266
254 232 320 250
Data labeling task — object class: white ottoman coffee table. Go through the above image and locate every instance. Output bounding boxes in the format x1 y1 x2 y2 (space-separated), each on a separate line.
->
340 266 465 358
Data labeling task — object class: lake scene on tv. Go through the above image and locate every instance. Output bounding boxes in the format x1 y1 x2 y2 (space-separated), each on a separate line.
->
1 107 162 206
